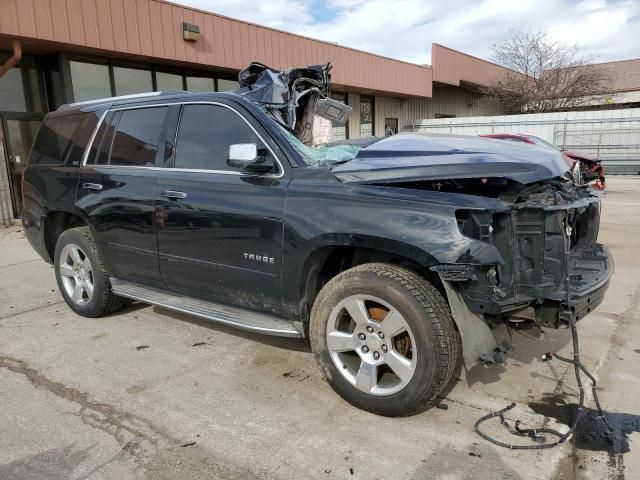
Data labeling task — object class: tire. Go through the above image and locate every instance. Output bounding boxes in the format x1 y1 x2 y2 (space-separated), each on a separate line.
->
54 226 126 318
310 263 460 417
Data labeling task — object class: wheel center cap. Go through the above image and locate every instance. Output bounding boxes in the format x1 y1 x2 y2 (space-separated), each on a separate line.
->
366 335 382 351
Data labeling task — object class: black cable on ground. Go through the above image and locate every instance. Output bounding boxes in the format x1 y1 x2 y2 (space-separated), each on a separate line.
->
474 236 615 450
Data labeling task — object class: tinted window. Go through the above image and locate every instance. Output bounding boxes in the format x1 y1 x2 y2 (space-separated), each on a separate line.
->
108 107 168 166
113 67 153 96
156 72 184 90
70 61 111 102
217 79 239 91
360 96 374 138
65 112 101 166
186 76 215 93
86 112 116 166
0 66 44 112
29 114 87 165
174 104 262 171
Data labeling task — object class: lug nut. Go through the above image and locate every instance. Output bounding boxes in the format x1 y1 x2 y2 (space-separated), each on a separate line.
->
378 332 385 338
362 346 369 353
381 345 388 353
373 351 380 360
366 326 374 333
357 333 366 340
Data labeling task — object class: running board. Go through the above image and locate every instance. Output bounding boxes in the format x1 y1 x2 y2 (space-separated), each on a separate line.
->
110 278 303 338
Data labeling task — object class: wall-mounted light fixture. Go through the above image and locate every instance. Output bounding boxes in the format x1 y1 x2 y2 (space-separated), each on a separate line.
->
183 22 200 42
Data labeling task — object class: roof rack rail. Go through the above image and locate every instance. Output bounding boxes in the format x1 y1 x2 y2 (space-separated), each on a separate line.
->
58 90 190 111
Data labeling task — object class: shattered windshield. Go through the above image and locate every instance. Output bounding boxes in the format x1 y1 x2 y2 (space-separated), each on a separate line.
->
236 62 363 167
276 123 362 167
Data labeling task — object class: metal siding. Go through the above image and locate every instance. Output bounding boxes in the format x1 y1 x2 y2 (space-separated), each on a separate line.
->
33 0 54 41
348 93 360 139
136 0 153 56
1 0 19 36
95 0 115 51
82 0 101 49
432 43 513 88
15 0 37 38
148 0 164 57
375 96 403 136
50 0 70 44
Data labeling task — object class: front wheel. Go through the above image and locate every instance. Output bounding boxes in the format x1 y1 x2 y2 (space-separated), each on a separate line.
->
310 263 460 416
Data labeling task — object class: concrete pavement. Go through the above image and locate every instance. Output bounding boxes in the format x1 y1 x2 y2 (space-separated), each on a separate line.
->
1 177 639 480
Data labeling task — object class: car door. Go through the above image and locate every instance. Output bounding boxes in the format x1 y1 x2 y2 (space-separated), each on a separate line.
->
76 105 175 288
155 102 288 316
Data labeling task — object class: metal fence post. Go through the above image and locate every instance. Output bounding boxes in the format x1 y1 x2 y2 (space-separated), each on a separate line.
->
562 118 568 150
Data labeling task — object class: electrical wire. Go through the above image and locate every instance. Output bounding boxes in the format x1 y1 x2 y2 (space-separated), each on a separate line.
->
474 228 614 450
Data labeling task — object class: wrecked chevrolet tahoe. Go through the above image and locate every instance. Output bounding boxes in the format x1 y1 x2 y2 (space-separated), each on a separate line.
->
22 63 613 416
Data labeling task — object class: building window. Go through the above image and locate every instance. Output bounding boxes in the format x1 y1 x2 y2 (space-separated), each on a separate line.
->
217 78 240 92
360 95 375 137
113 66 152 96
331 93 349 141
434 113 456 119
384 118 398 136
0 63 44 112
156 72 184 91
69 61 111 102
186 76 215 93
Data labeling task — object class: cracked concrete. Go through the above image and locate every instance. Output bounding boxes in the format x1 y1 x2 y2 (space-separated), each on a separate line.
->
0 356 175 460
1 177 639 479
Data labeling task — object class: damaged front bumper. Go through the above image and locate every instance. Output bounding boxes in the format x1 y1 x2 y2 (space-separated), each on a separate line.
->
433 189 614 366
440 195 613 328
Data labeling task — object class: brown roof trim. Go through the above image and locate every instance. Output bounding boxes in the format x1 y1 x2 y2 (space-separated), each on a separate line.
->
432 43 517 73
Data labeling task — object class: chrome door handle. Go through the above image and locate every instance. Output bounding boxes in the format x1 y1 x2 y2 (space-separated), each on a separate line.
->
161 190 187 200
82 182 103 191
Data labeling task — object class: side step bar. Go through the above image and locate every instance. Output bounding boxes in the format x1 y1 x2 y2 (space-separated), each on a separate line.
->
110 278 304 338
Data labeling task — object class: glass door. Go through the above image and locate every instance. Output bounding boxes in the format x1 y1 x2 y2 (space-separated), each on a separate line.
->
0 115 42 216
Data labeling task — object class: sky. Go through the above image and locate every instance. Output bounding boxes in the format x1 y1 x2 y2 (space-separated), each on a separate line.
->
171 0 640 65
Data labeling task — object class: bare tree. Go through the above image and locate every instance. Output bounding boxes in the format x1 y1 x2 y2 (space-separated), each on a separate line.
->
487 30 611 114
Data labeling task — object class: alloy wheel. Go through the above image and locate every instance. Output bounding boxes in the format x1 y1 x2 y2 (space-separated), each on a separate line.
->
326 294 417 396
59 243 94 306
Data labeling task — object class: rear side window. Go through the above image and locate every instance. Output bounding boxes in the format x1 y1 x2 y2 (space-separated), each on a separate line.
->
109 107 168 167
29 114 87 165
65 112 101 166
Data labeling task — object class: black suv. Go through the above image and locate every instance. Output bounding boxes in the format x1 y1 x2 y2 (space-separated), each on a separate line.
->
22 64 613 416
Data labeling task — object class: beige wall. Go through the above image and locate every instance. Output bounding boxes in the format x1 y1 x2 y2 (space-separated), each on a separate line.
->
344 86 499 139
400 85 500 131
375 97 404 135
347 92 360 139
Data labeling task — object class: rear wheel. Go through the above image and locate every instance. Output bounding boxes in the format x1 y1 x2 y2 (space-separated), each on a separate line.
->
310 263 459 416
54 227 126 317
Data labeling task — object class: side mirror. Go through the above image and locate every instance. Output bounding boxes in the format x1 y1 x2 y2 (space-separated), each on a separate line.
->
227 143 275 174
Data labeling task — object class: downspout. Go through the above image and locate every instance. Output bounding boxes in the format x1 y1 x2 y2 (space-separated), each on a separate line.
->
0 39 22 78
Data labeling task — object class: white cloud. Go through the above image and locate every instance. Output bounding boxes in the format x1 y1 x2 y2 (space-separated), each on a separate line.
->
171 0 640 64
176 0 312 28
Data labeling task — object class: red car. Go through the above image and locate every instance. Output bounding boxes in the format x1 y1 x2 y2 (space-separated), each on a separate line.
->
481 133 605 190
